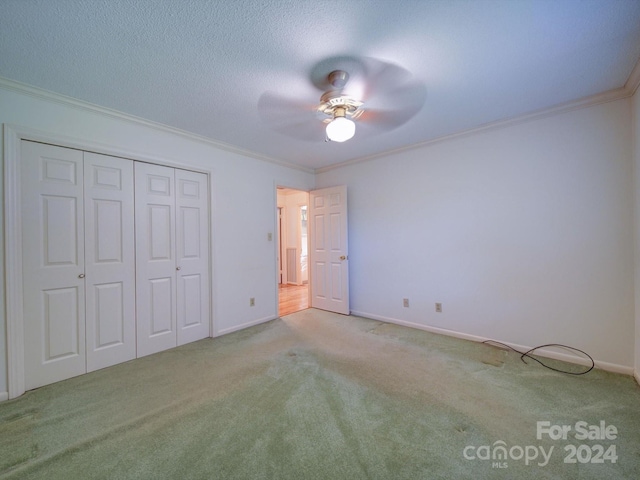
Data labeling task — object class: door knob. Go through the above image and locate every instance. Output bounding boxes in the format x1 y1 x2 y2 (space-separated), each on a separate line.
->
176 266 181 271
339 255 347 260
78 274 85 279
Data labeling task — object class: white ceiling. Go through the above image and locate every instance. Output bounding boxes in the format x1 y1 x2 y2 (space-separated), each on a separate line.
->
1 0 640 171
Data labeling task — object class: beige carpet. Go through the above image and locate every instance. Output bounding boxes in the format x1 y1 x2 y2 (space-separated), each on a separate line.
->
1 309 639 479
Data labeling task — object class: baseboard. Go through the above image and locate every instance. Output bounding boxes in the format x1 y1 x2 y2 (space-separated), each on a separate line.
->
215 315 277 337
634 371 640 386
0 392 8 402
351 310 634 376
351 311 490 343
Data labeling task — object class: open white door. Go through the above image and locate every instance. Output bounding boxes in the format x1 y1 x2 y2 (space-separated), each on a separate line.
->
309 185 349 315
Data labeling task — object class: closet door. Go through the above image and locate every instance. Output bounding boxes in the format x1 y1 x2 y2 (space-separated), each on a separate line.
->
135 162 177 357
84 152 136 371
176 169 210 345
22 141 86 390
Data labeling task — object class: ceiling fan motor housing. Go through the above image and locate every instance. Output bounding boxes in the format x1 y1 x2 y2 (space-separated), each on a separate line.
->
318 92 363 121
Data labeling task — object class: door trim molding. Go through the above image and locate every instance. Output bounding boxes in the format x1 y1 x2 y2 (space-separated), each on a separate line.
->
4 124 26 399
3 123 214 399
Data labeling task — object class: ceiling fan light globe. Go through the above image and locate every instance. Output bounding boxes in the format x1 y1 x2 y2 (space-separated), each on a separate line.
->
326 117 356 142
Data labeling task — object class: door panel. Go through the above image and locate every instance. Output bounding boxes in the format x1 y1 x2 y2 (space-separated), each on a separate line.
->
314 213 325 250
181 275 202 327
149 205 173 259
93 282 125 348
149 277 173 334
180 207 201 257
330 213 342 248
175 169 210 345
93 199 123 262
42 195 79 265
135 163 177 357
43 286 81 360
331 263 343 300
22 141 86 390
309 185 349 315
84 152 136 371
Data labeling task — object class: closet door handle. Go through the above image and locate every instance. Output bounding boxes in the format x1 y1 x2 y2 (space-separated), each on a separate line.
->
78 274 85 279
176 266 181 271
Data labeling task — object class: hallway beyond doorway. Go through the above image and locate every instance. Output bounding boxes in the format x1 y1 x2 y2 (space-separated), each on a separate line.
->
278 283 308 316
276 186 309 317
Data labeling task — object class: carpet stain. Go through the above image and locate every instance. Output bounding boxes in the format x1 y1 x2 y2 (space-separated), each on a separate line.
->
480 348 507 367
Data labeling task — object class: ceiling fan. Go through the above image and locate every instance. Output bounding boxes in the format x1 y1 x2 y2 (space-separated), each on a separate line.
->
258 56 427 143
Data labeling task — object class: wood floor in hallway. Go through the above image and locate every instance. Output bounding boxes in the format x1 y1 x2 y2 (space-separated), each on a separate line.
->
278 283 308 316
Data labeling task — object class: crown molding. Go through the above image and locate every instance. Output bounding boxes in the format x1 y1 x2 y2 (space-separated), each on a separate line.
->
316 83 635 174
3 67 637 178
0 76 314 174
624 56 640 96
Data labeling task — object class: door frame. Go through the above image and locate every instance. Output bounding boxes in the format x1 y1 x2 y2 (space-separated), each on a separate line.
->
277 205 287 285
274 184 311 316
3 124 214 399
295 202 308 286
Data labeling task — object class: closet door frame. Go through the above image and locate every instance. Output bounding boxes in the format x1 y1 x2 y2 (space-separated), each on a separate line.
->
3 124 214 400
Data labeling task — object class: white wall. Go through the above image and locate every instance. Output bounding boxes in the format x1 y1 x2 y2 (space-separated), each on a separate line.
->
0 83 315 396
317 98 635 370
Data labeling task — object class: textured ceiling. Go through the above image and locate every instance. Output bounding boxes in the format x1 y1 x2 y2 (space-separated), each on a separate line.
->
1 0 640 171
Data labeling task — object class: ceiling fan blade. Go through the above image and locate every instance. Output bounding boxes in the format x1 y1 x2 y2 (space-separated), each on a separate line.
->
258 91 316 122
270 120 326 142
258 91 325 141
357 109 416 132
359 58 418 100
359 82 427 130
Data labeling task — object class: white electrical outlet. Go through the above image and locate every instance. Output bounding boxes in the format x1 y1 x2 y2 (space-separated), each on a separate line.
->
250 297 255 307
435 303 442 313
403 298 409 308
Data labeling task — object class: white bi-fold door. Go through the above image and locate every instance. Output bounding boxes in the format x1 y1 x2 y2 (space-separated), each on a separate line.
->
22 142 136 389
135 163 210 357
175 169 211 346
22 141 211 390
84 152 136 372
22 142 86 389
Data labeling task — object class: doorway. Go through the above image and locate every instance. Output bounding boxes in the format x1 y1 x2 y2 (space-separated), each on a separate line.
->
277 187 309 316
